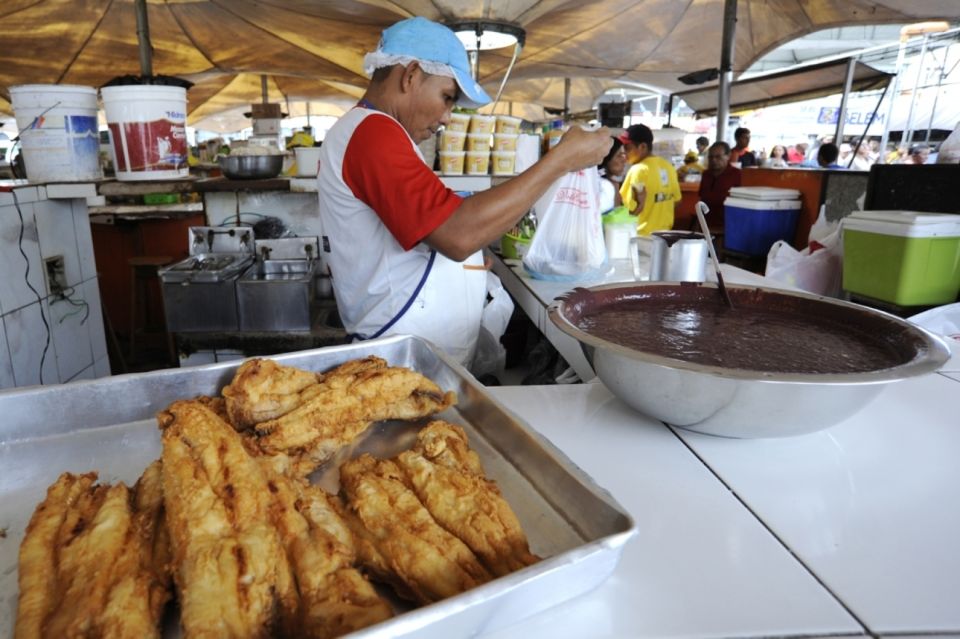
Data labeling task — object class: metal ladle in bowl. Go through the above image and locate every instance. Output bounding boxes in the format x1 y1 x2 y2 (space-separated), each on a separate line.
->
694 201 734 309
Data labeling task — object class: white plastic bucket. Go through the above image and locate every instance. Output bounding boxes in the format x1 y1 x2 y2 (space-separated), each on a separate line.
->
9 84 102 183
101 85 189 181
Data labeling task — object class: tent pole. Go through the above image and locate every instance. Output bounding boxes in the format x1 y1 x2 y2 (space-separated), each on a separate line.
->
924 46 947 142
716 0 737 143
879 34 908 160
261 75 268 104
834 57 857 143
847 81 888 169
134 0 153 77
564 77 571 119
902 34 931 147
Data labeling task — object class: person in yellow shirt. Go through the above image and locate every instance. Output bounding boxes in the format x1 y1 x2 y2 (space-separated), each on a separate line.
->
618 124 681 235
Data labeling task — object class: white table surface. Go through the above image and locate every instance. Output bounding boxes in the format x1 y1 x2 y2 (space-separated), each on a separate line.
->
482 343 960 638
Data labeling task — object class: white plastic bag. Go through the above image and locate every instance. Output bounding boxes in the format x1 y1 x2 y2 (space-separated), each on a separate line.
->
765 226 843 297
470 272 515 377
522 167 607 280
909 302 960 343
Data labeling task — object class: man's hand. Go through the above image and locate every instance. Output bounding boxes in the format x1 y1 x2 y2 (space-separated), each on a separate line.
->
552 126 613 172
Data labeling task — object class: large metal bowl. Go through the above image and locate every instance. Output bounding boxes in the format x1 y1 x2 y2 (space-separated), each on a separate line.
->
218 154 284 179
548 282 951 438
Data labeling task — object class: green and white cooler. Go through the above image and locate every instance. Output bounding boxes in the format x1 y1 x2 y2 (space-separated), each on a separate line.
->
842 210 960 306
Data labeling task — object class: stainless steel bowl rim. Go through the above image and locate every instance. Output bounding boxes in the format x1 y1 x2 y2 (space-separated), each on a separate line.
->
547 281 951 385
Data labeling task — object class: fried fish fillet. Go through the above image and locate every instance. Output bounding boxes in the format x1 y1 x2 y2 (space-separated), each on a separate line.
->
15 466 172 639
340 454 492 605
255 365 457 455
159 399 296 638
222 358 322 430
396 422 540 577
257 463 392 637
160 398 390 638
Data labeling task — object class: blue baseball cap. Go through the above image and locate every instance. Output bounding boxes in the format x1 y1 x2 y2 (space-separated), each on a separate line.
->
374 17 492 109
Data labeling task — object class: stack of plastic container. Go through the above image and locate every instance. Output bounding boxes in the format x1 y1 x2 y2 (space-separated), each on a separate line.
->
723 186 802 256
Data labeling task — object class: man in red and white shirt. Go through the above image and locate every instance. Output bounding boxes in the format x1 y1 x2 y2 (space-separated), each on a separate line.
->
318 17 611 365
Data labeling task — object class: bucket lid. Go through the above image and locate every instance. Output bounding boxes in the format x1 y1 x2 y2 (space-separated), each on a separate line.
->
728 186 801 200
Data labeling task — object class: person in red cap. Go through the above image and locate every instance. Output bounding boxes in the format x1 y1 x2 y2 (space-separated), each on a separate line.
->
317 17 611 366
617 124 681 235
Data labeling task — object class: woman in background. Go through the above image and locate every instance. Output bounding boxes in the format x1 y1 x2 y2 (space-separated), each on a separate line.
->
598 137 626 213
764 144 789 168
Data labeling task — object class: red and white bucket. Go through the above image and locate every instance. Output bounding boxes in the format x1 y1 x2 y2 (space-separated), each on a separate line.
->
100 85 189 181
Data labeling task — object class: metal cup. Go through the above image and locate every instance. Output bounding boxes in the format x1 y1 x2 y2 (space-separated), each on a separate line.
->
648 231 708 282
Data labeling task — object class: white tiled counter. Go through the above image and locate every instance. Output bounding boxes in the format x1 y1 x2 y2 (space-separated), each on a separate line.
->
0 182 108 388
484 360 960 638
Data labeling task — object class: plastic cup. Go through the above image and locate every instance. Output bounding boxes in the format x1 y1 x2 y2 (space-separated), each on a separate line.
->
495 115 522 134
469 115 496 134
491 151 516 175
493 133 518 152
439 151 465 175
466 133 492 153
439 130 466 152
466 151 491 175
447 112 471 132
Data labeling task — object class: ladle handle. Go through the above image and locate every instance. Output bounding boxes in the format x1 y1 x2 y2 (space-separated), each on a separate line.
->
694 201 734 309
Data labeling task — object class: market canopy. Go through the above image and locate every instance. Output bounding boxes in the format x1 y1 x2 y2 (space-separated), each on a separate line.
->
1 0 958 123
673 59 894 118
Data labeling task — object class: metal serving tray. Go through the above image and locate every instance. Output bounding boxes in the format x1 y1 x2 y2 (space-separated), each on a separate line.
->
0 336 636 638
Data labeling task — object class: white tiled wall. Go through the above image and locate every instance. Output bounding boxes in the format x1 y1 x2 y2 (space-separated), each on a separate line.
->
0 320 14 388
203 190 322 237
0 187 107 390
0 194 45 314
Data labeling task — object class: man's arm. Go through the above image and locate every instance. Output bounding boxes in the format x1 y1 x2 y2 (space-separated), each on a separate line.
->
423 126 612 261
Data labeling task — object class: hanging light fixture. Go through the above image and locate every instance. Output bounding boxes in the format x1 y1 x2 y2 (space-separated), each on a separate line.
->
449 20 526 106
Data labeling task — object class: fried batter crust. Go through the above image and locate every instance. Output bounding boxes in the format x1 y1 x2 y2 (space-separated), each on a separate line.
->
397 422 540 577
160 399 296 638
255 366 456 454
222 358 323 431
340 454 492 605
15 466 172 639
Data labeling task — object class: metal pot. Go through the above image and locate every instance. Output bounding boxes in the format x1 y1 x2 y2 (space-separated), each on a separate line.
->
218 154 284 179
647 231 708 282
548 282 951 438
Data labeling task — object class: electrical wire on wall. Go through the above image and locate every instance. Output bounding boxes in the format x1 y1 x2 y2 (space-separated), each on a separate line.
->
51 285 90 325
11 189 51 384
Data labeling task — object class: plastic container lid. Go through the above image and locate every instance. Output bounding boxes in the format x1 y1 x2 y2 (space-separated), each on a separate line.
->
724 196 803 210
842 210 960 238
728 186 801 200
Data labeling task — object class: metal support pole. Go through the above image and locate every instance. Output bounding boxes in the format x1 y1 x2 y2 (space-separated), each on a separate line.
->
564 77 571 119
134 0 153 77
666 95 675 127
468 50 479 80
834 57 857 143
261 75 268 104
847 82 888 169
716 0 738 143
902 34 931 147
879 37 908 159
924 46 947 142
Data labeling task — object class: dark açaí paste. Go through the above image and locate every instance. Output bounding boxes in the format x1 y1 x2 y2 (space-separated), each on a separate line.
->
576 298 906 374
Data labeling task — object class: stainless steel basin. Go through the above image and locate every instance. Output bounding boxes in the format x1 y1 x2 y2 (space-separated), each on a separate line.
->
236 259 317 330
548 282 951 438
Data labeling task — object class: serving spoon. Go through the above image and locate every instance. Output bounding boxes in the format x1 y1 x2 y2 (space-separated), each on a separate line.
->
694 201 734 309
